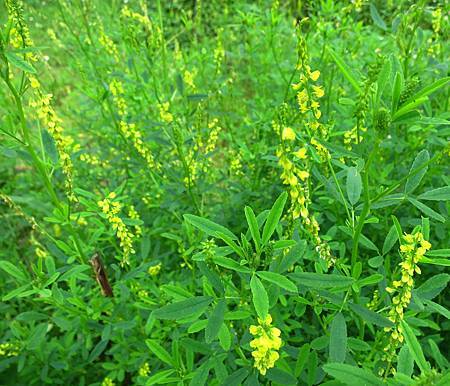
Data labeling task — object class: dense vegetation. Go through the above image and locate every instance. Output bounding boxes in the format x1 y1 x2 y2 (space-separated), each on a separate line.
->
0 0 449 385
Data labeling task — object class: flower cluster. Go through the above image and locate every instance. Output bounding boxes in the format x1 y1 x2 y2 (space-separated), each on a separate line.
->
29 82 76 202
99 26 120 63
101 377 115 386
0 342 19 357
98 192 135 266
343 125 367 150
148 263 162 276
275 120 334 267
109 80 158 169
273 27 334 267
5 0 36 62
158 101 174 123
138 362 150 377
249 314 282 375
383 232 431 358
127 205 142 237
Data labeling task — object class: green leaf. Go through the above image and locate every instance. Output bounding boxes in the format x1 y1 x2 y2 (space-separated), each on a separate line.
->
2 284 31 301
220 368 249 386
190 361 212 386
0 260 27 282
369 3 387 30
420 256 450 266
376 59 391 104
414 274 449 300
256 271 297 293
250 275 269 319
424 300 450 320
391 215 403 243
41 129 59 164
405 150 429 194
146 370 176 385
391 72 403 113
323 363 384 386
418 186 450 201
212 256 252 273
215 232 246 258
58 264 91 282
244 206 261 253
262 192 287 245
27 323 48 350
400 320 430 373
329 313 347 363
382 225 398 255
357 274 383 287
5 51 37 73
266 368 297 385
407 197 445 223
346 166 362 206
291 272 354 289
428 339 449 370
295 343 310 377
205 299 226 343
348 303 394 328
145 339 175 367
397 345 414 376
153 296 213 320
218 323 231 351
393 96 428 121
88 339 109 363
403 77 450 105
184 214 237 240
326 47 362 93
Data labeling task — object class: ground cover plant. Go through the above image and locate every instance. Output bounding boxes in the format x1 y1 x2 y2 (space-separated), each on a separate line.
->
0 0 449 385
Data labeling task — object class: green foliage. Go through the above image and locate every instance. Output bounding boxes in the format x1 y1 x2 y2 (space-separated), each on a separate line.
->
0 0 449 385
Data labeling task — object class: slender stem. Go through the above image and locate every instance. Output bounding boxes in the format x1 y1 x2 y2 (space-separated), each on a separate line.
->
327 159 351 222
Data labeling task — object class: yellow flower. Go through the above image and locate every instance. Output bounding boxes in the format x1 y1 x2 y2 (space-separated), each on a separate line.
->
29 76 40 88
298 170 309 181
310 70 320 81
293 147 307 159
282 127 296 141
148 263 162 276
312 85 324 98
249 314 282 375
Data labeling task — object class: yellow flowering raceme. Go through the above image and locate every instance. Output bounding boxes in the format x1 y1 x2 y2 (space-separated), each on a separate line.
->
28 87 77 201
383 232 431 360
98 192 135 266
109 80 159 170
249 314 282 375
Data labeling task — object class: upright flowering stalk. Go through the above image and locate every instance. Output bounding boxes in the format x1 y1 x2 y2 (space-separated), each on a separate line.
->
28 83 77 201
249 315 282 375
109 79 159 170
383 232 431 365
98 192 135 266
274 26 335 267
5 0 76 202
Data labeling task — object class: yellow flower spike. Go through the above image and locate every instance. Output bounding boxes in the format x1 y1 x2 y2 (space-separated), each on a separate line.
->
384 231 431 361
282 127 296 141
248 314 282 375
310 70 320 81
312 85 325 98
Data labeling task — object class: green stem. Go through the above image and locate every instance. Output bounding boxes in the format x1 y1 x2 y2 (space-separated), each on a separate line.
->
327 159 351 222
